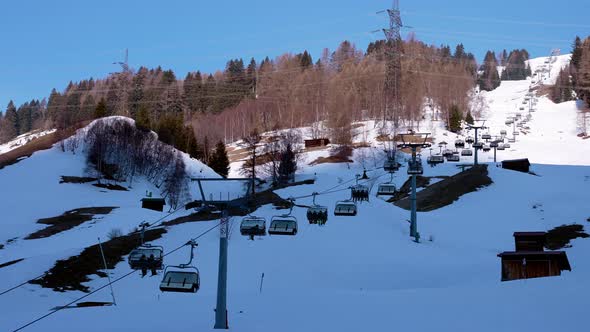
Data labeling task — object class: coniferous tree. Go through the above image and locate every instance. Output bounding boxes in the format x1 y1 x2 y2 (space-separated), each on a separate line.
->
208 140 230 177
571 36 583 87
185 126 203 160
95 98 108 119
81 95 96 121
500 49 508 66
17 102 32 134
278 143 297 184
501 49 530 80
128 67 146 117
4 101 19 138
448 104 463 133
135 105 151 131
453 44 466 59
465 110 474 125
478 51 500 91
246 58 257 96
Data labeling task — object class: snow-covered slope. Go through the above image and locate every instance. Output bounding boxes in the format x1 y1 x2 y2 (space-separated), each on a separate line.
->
1 68 589 332
1 144 589 332
0 129 56 155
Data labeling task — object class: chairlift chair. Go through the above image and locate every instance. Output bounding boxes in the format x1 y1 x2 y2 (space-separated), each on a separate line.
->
427 154 444 165
351 184 369 202
407 160 423 175
472 142 484 150
500 130 507 136
490 141 499 148
483 145 491 152
461 149 473 156
503 143 511 148
240 216 267 237
129 246 164 271
454 139 465 148
160 241 199 293
513 131 520 136
377 183 397 196
446 154 460 162
129 222 164 271
442 149 455 157
383 159 399 172
334 200 357 216
307 193 328 225
465 137 475 144
482 133 492 140
497 144 505 150
508 137 516 143
268 215 298 235
160 266 200 293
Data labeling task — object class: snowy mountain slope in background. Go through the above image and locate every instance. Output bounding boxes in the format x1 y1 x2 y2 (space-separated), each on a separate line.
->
0 129 56 155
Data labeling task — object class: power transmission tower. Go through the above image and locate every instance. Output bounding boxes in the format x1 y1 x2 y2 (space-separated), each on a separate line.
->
113 48 130 74
378 0 405 127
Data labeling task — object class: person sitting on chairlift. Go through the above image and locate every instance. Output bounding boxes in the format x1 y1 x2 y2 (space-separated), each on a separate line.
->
148 254 157 276
139 254 148 277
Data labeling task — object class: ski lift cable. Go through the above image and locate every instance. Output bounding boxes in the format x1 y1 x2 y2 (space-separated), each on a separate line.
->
0 204 186 298
11 219 225 332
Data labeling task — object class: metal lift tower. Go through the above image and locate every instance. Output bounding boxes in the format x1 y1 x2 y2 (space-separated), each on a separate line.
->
377 0 406 124
397 132 431 242
466 121 487 166
188 177 256 329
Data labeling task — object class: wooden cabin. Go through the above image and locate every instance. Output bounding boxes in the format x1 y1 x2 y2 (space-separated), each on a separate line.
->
513 232 546 251
498 231 571 281
502 158 531 173
497 251 571 281
304 138 330 148
141 198 166 212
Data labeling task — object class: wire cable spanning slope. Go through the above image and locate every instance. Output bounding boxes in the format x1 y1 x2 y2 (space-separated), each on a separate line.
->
11 219 226 332
0 204 186 298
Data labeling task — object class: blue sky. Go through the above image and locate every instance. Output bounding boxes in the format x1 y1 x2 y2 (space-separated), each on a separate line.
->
0 0 588 111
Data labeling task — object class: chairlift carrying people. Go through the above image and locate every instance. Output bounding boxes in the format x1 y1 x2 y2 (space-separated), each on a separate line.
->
128 222 164 274
307 192 328 225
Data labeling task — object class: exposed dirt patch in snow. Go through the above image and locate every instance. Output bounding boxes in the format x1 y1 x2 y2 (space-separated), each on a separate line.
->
92 183 128 191
545 224 589 250
395 165 492 212
25 207 118 240
59 176 98 184
309 146 353 165
30 228 166 292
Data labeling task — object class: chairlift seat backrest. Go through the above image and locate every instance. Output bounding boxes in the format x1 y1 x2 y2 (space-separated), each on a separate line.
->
377 183 397 195
268 216 298 235
129 247 164 269
240 216 266 236
334 201 357 216
160 270 200 293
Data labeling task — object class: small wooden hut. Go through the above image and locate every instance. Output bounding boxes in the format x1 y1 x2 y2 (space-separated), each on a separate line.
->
304 138 330 149
501 158 531 173
498 231 571 281
141 198 166 212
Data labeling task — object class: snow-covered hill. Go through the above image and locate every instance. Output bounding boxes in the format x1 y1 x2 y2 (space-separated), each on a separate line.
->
0 129 56 155
1 65 589 331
